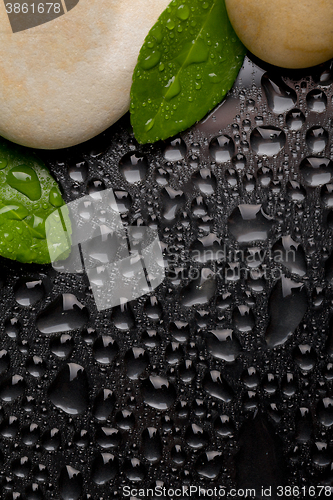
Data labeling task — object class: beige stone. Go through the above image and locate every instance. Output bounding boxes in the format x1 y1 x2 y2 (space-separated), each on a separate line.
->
0 0 170 149
225 0 333 69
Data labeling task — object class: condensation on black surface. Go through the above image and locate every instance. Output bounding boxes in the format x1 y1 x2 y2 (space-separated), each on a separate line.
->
1 55 333 498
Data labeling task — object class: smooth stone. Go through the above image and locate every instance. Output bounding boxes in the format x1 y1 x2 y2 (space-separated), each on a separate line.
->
0 0 169 149
225 0 333 69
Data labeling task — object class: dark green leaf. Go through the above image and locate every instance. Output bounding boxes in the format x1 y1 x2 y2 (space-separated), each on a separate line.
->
0 138 71 264
130 0 246 144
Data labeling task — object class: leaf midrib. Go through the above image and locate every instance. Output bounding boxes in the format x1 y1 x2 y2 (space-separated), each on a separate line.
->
145 0 217 134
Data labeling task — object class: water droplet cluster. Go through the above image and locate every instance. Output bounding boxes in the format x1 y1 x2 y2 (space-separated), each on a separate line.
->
1 55 333 495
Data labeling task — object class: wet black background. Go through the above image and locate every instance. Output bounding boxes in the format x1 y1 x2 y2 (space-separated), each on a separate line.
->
1 54 333 498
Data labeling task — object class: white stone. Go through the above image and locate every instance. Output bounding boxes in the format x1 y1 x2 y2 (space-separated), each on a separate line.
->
0 0 170 149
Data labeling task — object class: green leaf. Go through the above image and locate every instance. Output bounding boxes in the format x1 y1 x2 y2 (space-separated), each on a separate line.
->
130 0 246 144
0 137 71 264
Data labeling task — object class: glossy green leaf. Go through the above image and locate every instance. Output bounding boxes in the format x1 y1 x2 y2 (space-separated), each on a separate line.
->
0 138 71 264
130 0 246 143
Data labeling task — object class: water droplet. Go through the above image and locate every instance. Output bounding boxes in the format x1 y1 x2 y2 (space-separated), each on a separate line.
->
96 427 121 449
91 453 118 485
4 317 20 339
293 344 317 371
72 429 89 449
0 158 7 169
205 328 241 362
0 203 29 222
14 279 45 306
119 152 148 183
0 415 19 438
261 73 297 113
59 465 82 500
243 172 255 192
171 444 187 465
232 153 246 171
93 336 119 364
294 407 312 443
273 235 307 277
287 180 306 201
166 17 175 30
144 295 163 320
208 72 223 84
12 456 31 478
154 167 169 186
142 427 162 462
311 441 331 467
161 186 186 220
192 169 216 194
37 294 89 334
306 126 328 153
306 89 327 112
257 166 272 188
48 363 89 415
165 342 183 365
317 398 333 427
7 165 41 201
228 204 274 244
21 423 39 446
0 374 26 402
33 463 49 483
216 292 232 311
124 458 146 481
41 427 61 451
26 356 46 377
0 349 9 374
300 157 333 187
169 321 189 342
214 414 235 438
141 375 176 410
265 276 308 348
67 160 88 183
190 233 223 263
286 109 305 130
140 50 161 70
232 305 255 332
203 370 233 402
25 483 43 499
164 75 181 101
191 196 208 217
50 334 74 358
196 451 223 479
250 126 286 156
116 409 135 430
185 423 209 449
164 138 187 161
179 359 196 382
93 389 116 421
125 347 149 380
87 178 105 195
209 135 235 162
144 118 155 132
321 183 333 208
180 268 216 306
176 4 190 20
110 302 135 330
114 189 132 213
